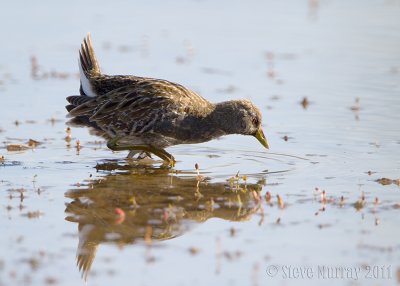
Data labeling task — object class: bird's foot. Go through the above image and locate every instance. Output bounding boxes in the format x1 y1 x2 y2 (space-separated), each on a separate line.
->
107 137 175 167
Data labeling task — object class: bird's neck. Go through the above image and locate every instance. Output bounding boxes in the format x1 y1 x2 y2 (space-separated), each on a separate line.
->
168 101 238 144
206 101 240 135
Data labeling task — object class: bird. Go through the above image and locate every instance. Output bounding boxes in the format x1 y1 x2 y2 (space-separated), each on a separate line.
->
66 34 269 166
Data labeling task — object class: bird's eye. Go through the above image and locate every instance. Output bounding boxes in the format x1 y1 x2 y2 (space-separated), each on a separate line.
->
252 117 259 126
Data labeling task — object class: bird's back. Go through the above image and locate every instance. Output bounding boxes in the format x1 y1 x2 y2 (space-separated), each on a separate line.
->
68 34 215 147
67 76 213 144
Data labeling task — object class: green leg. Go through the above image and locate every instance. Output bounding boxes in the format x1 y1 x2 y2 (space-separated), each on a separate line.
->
107 137 176 167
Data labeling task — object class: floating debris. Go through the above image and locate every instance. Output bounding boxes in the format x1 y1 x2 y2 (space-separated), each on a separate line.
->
267 69 276 79
216 85 237 94
350 97 361 111
265 191 272 204
45 277 58 285
22 211 43 219
76 140 81 154
265 51 274 61
188 247 200 255
376 177 400 186
339 196 345 207
300 97 310 109
222 250 242 261
47 117 62 125
354 192 366 211
6 144 30 151
321 190 327 204
175 56 187 64
392 204 400 209
31 56 39 79
5 139 41 151
31 55 78 80
376 178 392 185
28 139 41 147
175 41 195 65
65 127 71 140
118 45 134 53
277 195 284 209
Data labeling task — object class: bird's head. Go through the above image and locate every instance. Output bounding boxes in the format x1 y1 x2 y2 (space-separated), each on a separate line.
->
213 99 269 149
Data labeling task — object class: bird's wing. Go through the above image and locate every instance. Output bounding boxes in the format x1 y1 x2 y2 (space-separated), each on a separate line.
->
67 79 210 136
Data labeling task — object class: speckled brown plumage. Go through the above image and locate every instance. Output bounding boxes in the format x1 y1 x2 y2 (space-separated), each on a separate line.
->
66 34 269 165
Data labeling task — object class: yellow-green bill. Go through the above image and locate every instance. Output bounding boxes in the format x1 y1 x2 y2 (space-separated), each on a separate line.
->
254 129 269 149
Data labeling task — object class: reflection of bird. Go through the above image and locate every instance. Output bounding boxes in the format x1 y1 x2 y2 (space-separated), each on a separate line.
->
76 224 98 281
66 34 269 166
65 165 264 280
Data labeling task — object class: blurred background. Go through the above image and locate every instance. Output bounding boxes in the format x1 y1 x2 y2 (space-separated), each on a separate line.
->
1 1 400 285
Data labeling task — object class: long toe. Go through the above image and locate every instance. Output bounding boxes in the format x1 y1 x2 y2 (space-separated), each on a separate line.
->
169 157 176 167
160 158 176 168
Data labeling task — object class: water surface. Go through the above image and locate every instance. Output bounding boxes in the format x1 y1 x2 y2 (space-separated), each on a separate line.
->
1 1 400 285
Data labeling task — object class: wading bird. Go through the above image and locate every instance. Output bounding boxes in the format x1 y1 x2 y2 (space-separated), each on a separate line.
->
66 34 269 166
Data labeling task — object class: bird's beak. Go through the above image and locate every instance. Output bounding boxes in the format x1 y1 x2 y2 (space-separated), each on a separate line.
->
254 128 269 149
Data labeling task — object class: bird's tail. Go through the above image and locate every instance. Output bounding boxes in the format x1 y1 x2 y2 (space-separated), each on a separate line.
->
79 33 100 96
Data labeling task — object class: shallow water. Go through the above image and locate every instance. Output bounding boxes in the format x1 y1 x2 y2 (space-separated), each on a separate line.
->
1 1 400 285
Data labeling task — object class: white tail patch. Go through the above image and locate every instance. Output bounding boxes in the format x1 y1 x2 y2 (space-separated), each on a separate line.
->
79 58 96 97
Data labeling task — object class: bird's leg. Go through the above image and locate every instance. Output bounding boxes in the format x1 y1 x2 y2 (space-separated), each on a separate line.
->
127 150 140 159
107 137 175 167
138 152 153 160
127 150 152 159
107 137 122 150
152 148 176 167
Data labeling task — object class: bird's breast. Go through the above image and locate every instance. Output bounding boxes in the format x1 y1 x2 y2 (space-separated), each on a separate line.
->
154 115 225 145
